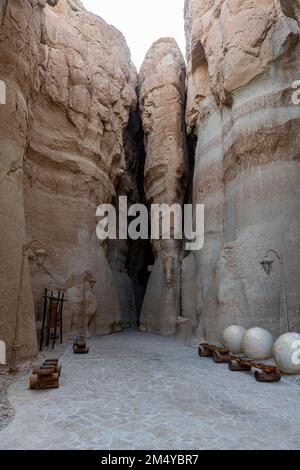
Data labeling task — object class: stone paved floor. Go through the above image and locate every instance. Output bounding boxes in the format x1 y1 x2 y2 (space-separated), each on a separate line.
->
0 330 300 450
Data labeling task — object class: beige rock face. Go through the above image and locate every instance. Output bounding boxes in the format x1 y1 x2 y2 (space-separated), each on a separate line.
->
184 0 300 342
0 0 139 360
0 0 42 361
1 0 300 359
185 0 300 112
139 39 188 335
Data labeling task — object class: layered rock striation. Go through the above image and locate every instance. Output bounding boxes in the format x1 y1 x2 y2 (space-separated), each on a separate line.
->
139 38 188 335
183 0 300 342
1 0 300 360
0 0 139 360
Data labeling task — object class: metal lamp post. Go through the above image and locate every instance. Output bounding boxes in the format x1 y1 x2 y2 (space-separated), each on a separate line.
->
10 240 47 373
260 248 289 333
73 273 96 354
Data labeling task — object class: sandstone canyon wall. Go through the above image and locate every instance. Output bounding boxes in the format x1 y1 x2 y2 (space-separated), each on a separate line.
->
139 38 188 335
1 0 300 361
0 0 41 360
183 0 300 343
0 0 140 361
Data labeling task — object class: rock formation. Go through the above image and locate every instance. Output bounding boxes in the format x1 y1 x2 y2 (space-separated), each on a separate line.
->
1 0 300 361
0 0 140 360
139 38 188 335
183 0 300 342
0 0 43 361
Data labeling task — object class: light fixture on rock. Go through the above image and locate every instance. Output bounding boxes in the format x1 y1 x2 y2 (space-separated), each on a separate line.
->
260 248 289 332
260 257 274 276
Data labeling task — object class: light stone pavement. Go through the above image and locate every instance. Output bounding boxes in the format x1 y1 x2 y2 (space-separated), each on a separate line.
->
0 330 300 450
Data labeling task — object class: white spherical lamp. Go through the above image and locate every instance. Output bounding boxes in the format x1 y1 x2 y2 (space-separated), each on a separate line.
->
273 333 300 375
222 325 246 354
242 327 274 360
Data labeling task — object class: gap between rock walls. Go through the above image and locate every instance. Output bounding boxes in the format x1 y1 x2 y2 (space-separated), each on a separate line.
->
1 0 300 364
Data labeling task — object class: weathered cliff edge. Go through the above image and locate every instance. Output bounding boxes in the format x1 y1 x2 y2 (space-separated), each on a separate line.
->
183 0 300 342
0 0 139 360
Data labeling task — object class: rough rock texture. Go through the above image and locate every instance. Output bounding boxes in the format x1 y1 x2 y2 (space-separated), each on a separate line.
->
139 39 188 335
1 0 300 360
106 110 148 330
0 0 139 360
0 0 42 361
183 0 300 343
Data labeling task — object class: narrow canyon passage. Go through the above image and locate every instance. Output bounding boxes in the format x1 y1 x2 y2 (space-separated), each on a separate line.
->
1 330 300 450
1 0 300 366
1 0 300 455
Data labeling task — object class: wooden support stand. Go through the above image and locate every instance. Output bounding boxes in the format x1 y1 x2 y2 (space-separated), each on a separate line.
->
73 337 89 354
30 359 61 390
198 343 281 383
40 289 66 351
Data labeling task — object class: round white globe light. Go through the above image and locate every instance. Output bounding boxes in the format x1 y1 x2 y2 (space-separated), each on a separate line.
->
242 327 274 360
222 325 246 353
273 332 300 375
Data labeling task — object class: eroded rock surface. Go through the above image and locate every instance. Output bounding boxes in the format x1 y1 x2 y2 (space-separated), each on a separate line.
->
0 0 139 360
139 38 188 335
1 0 300 360
183 0 300 343
0 0 43 361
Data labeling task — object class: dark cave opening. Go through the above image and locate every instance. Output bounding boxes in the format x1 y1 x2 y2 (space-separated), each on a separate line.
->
110 104 154 327
125 108 154 326
186 133 197 206
181 133 197 262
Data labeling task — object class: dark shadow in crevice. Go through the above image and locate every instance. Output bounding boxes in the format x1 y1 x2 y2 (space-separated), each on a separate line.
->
123 105 154 326
280 0 298 22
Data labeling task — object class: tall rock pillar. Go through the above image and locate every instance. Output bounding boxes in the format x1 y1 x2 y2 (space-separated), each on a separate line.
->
139 38 188 335
184 0 300 342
